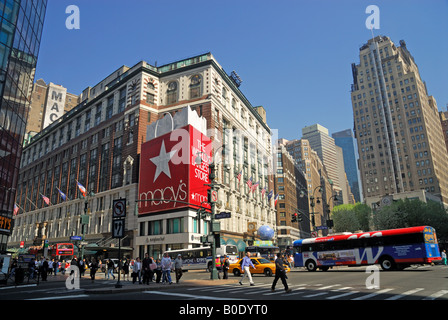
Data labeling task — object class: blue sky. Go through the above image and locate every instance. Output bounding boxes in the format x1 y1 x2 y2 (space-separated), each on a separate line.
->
35 0 448 140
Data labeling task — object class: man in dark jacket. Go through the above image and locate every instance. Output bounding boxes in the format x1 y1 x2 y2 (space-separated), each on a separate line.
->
142 253 153 284
271 253 291 293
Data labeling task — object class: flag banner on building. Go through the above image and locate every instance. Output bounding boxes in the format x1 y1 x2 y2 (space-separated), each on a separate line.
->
246 177 253 189
251 181 259 193
261 187 266 198
274 193 279 206
57 187 67 201
13 203 19 216
267 189 274 200
237 170 242 182
41 194 50 205
76 180 87 197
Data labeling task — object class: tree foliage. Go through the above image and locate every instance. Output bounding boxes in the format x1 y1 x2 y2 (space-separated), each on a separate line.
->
373 199 448 244
332 203 371 233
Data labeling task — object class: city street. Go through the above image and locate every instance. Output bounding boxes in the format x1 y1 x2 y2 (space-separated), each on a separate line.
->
1 264 447 301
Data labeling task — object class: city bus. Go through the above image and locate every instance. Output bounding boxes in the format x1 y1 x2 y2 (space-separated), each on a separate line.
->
292 226 441 271
28 243 75 260
54 243 75 257
164 244 239 272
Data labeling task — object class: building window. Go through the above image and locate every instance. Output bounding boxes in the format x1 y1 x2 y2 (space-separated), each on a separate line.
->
166 81 178 104
189 74 202 99
167 217 184 234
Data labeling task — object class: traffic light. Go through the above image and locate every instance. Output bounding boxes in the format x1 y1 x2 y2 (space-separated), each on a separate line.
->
291 213 298 222
297 212 303 222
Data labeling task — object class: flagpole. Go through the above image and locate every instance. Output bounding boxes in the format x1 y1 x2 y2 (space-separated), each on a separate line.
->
26 197 38 210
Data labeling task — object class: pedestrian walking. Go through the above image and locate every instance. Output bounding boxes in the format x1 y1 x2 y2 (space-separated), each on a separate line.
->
106 259 115 280
132 257 142 284
142 253 153 284
222 255 230 279
174 254 183 283
215 255 222 279
122 259 130 281
161 253 173 284
41 258 49 281
442 250 447 266
271 253 291 293
239 252 255 286
90 258 98 282
155 258 162 283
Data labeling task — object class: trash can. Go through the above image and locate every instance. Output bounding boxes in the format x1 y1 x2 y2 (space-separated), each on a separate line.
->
15 267 24 284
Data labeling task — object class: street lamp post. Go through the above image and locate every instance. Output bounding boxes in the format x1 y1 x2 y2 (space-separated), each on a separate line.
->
80 191 94 260
300 186 322 233
195 145 225 280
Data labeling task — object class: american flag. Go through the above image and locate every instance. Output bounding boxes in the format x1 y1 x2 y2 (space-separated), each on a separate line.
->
237 170 242 182
246 177 253 189
41 194 50 206
251 181 260 193
13 203 19 216
261 187 266 198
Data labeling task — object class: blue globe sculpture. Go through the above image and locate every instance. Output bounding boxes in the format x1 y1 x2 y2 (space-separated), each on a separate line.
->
258 225 274 240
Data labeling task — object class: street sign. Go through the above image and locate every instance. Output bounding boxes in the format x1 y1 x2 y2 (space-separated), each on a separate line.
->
316 226 328 230
215 212 231 219
311 231 318 238
70 235 82 241
113 198 127 218
112 218 125 238
211 190 218 203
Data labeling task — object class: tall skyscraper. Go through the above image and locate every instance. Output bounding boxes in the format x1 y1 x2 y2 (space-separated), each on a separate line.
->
301 124 343 202
0 0 47 252
351 36 448 207
332 129 362 202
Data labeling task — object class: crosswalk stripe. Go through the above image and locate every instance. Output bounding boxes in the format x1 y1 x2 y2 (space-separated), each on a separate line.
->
327 291 360 300
303 292 329 298
352 288 394 300
423 290 448 300
385 288 424 300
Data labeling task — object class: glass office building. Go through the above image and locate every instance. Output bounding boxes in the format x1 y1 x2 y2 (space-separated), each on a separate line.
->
332 129 362 203
0 0 47 252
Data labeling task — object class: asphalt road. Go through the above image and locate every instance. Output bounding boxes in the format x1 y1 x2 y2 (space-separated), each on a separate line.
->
1 264 447 303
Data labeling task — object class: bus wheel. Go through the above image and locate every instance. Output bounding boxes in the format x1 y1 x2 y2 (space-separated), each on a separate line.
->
320 266 329 272
264 269 273 277
305 260 317 272
233 269 241 276
379 256 396 271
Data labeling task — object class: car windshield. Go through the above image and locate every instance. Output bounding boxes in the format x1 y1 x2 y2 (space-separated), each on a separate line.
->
257 258 271 264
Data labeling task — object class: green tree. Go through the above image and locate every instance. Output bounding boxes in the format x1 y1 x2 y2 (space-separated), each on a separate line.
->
332 203 371 233
373 198 448 243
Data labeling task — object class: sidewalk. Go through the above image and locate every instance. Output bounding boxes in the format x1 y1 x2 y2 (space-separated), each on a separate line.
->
1 270 239 293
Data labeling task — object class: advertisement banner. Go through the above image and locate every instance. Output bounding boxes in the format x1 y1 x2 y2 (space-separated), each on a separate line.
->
138 125 211 215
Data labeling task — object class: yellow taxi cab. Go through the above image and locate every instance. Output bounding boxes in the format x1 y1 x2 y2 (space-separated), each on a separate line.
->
229 257 290 277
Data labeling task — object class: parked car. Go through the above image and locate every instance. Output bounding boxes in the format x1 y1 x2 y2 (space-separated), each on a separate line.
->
229 257 290 277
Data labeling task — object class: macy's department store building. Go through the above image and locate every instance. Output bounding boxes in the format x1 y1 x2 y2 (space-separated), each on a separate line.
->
9 53 277 259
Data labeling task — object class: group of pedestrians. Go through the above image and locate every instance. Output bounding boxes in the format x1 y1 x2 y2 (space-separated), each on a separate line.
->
238 252 292 293
129 253 183 285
